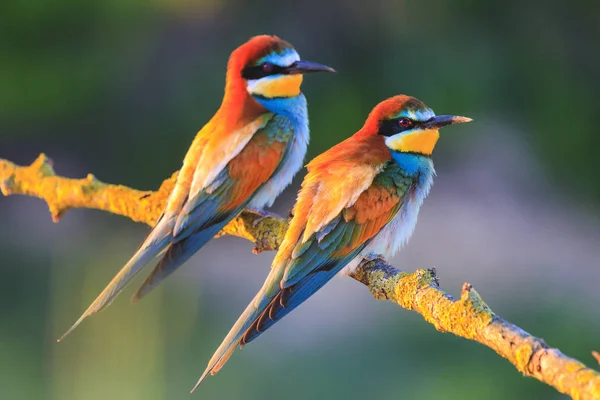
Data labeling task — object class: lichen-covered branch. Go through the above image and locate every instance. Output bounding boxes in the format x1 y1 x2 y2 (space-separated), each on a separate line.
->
1 154 599 399
351 259 600 399
0 154 287 253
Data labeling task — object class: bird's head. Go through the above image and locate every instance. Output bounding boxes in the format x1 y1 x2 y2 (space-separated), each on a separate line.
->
365 95 472 156
227 35 335 100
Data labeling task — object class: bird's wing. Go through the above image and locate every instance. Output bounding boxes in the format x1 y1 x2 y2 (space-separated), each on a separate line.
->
171 113 288 240
162 112 274 220
132 119 294 300
192 161 412 391
57 112 278 341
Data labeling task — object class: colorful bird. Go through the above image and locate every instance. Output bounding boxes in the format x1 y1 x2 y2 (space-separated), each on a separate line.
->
192 94 471 392
57 35 335 342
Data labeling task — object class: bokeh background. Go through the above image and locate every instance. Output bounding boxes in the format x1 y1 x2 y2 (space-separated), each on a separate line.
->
1 1 599 399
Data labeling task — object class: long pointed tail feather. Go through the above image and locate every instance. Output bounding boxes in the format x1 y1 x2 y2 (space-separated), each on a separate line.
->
57 219 172 342
191 258 354 392
191 265 303 392
131 224 222 303
190 288 270 393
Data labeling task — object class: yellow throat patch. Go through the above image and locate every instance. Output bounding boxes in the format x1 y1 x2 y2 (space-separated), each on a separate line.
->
249 74 303 98
386 129 440 155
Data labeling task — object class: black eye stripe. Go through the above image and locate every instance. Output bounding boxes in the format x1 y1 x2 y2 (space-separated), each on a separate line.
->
378 118 418 137
241 63 285 79
379 119 399 137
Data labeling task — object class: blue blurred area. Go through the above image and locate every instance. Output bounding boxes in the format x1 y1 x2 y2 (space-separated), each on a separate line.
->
1 1 599 399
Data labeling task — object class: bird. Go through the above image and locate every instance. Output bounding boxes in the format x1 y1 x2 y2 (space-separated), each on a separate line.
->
57 35 335 342
191 94 472 392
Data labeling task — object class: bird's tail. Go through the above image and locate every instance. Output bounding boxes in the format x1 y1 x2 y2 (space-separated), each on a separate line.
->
190 264 286 393
131 224 222 302
57 216 173 342
190 297 263 393
190 259 350 393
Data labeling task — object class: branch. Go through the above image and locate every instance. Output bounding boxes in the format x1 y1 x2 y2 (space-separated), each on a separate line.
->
2 154 599 399
351 260 600 399
0 154 287 253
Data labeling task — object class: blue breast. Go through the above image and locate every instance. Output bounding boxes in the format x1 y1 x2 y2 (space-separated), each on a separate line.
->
389 151 435 184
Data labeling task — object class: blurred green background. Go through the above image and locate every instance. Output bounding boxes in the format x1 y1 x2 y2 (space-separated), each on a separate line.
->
1 0 599 399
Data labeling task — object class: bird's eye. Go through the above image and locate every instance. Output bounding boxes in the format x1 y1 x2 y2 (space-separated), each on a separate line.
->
398 118 413 128
262 63 274 73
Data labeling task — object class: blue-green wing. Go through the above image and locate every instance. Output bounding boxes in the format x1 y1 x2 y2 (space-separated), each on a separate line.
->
243 165 411 343
132 116 295 300
193 164 413 389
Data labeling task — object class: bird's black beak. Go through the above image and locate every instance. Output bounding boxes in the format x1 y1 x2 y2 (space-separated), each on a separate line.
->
285 60 336 75
422 115 473 130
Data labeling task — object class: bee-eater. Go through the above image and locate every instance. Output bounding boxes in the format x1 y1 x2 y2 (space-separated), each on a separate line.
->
58 35 335 341
192 94 471 391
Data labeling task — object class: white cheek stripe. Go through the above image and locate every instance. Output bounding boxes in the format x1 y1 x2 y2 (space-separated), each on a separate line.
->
246 77 276 95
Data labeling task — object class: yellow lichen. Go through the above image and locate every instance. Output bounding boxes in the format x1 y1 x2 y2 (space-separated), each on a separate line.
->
365 269 407 300
393 269 432 309
1 153 600 399
389 270 494 339
0 155 283 247
515 345 534 372
576 369 597 385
